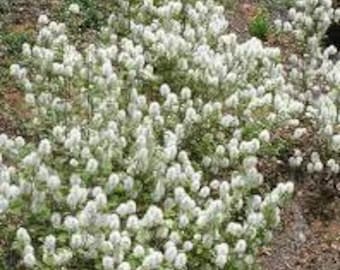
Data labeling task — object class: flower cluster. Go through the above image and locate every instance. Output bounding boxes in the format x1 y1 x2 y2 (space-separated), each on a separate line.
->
1 0 339 269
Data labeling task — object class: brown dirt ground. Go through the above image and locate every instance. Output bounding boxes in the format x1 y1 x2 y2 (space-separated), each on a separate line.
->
257 122 340 269
260 181 340 270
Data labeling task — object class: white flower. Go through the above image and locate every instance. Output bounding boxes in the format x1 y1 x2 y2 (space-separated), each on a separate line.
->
51 212 62 228
54 249 73 265
149 102 161 117
47 175 61 190
118 262 131 270
331 134 340 152
215 243 229 256
25 93 35 106
243 156 258 170
101 241 113 253
81 147 91 159
293 128 306 139
283 21 293 32
0 133 8 146
44 235 56 252
95 193 107 209
169 231 182 244
160 84 171 97
23 253 36 268
107 214 120 230
116 201 136 216
180 87 191 100
183 241 193 251
199 186 210 198
226 222 244 237
215 145 225 156
69 3 80 14
259 130 270 143
70 158 79 167
327 159 340 174
247 212 264 226
22 152 40 167
106 173 120 193
38 139 52 156
22 43 31 57
123 176 134 191
64 216 79 231
215 255 228 268
16 228 31 244
314 161 324 172
307 162 314 173
142 251 164 269
234 239 247 254
102 256 114 270
109 231 121 245
142 205 163 227
126 215 140 231
102 61 113 78
239 139 260 154
289 155 303 168
174 253 187 269
165 245 177 262
331 163 340 174
278 182 294 197
70 233 83 249
52 125 65 142
86 158 98 174
38 14 49 25
23 245 34 255
244 254 254 265
0 197 9 214
133 245 145 257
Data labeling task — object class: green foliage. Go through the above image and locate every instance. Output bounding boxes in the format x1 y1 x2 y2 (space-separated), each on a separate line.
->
0 31 32 55
220 0 237 11
58 0 113 31
248 11 271 41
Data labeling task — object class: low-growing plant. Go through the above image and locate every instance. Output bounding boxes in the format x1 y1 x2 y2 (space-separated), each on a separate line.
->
0 0 339 269
57 0 114 31
248 9 271 40
0 31 33 55
219 0 237 11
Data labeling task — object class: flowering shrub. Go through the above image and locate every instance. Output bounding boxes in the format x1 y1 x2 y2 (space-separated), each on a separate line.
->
1 0 339 269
